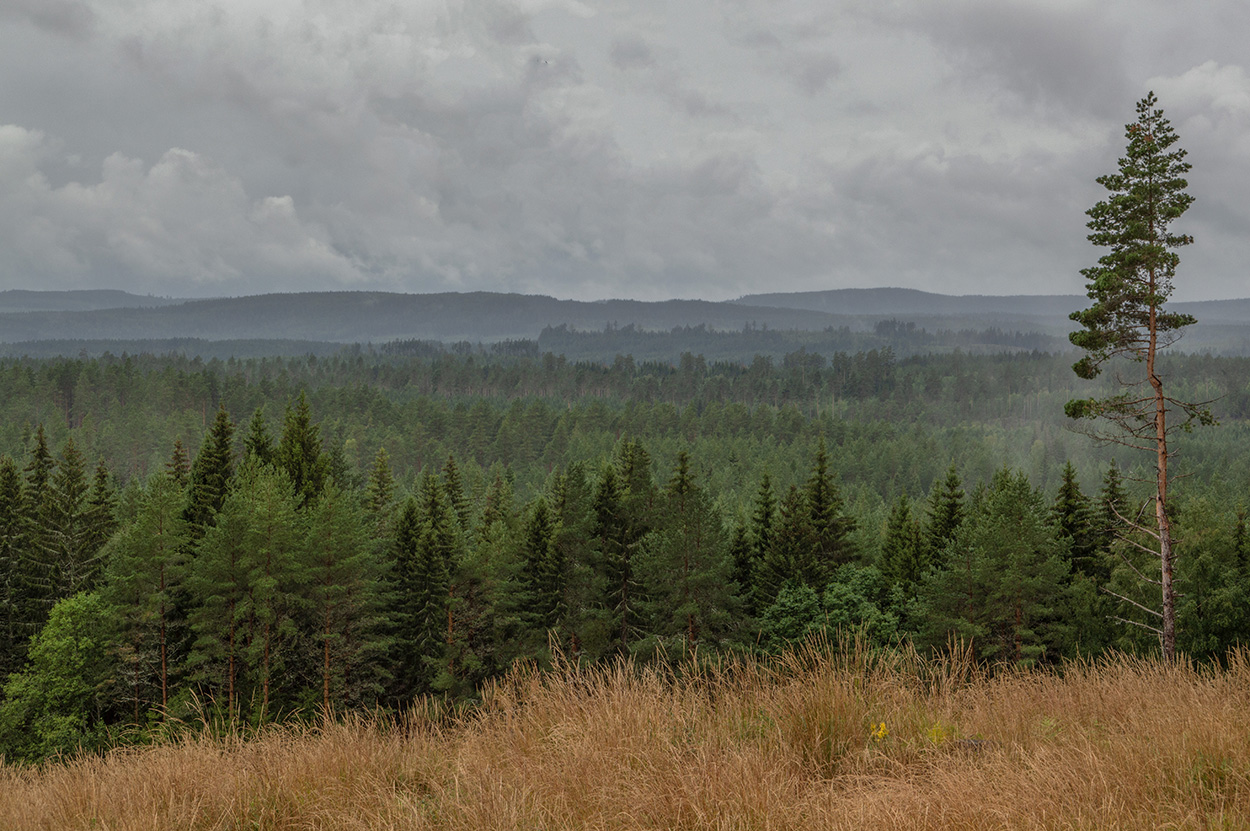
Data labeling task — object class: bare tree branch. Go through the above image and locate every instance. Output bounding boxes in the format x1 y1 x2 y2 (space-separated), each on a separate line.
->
1102 587 1163 618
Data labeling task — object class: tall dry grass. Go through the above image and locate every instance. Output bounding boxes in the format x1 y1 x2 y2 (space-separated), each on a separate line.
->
4 639 1250 830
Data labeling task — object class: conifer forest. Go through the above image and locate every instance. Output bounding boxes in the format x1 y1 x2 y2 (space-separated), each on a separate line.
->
1 336 1249 763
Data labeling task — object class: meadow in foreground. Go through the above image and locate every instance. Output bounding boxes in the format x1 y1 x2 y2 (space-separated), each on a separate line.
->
3 640 1249 830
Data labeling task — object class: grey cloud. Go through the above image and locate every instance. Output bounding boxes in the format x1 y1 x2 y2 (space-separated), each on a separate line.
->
0 131 357 293
0 0 95 39
905 1 1132 116
788 52 841 96
610 35 655 70
1 0 1247 302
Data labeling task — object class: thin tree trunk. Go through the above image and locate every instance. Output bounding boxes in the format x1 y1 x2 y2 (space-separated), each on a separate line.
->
324 608 331 713
1148 272 1177 661
160 564 167 710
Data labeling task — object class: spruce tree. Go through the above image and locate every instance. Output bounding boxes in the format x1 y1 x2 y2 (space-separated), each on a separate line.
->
744 473 776 614
442 455 473 535
640 452 735 651
521 497 564 635
276 392 329 506
242 408 275 467
759 484 814 604
185 406 236 539
1094 460 1128 566
44 437 99 595
924 464 965 565
363 447 396 525
728 522 756 618
804 438 856 580
19 426 55 632
918 469 1070 664
187 463 305 715
0 457 27 679
1051 462 1097 577
166 439 191 489
593 463 633 654
880 493 927 596
389 498 427 699
84 460 118 557
550 463 598 659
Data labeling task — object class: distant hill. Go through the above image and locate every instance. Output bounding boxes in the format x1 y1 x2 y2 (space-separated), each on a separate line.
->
735 287 1082 319
0 290 183 313
0 288 1247 359
0 292 853 345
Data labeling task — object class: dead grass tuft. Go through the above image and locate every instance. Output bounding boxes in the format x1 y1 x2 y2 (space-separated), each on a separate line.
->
5 641 1250 830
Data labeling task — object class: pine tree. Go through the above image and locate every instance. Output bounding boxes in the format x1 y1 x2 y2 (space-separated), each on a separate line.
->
1066 92 1212 660
305 482 389 711
101 472 189 716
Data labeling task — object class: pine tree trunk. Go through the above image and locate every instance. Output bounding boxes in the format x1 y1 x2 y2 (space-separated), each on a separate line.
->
1148 274 1177 662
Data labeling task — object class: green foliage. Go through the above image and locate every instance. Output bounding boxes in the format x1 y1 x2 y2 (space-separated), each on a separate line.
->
0 456 27 678
186 463 306 715
0 592 114 762
304 482 390 710
822 564 900 647
276 392 330 506
1069 92 1196 384
185 405 235 538
1051 461 1098 577
924 464 965 567
101 472 189 717
760 582 824 651
1 338 1250 760
635 452 738 655
880 494 927 596
917 469 1071 665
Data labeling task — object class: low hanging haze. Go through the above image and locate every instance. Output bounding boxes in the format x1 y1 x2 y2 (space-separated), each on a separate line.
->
2 0 1247 302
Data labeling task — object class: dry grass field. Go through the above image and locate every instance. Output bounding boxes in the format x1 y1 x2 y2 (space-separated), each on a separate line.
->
3 641 1249 830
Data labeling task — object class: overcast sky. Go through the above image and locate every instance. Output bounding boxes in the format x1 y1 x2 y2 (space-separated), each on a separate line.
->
1 0 1247 302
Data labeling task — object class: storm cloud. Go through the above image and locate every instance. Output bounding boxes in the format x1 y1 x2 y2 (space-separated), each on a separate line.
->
1 0 1246 301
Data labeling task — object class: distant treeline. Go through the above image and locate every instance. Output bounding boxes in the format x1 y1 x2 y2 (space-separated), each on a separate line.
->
377 320 1063 363
0 348 1248 504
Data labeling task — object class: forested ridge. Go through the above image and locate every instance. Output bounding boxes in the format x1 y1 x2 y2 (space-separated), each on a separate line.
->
1 345 1249 762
